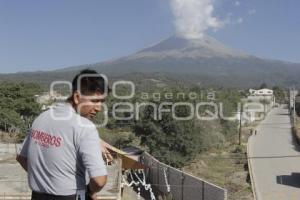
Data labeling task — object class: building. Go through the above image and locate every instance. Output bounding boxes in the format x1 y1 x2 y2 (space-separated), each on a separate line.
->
249 88 273 96
247 88 275 108
35 92 68 110
238 88 276 124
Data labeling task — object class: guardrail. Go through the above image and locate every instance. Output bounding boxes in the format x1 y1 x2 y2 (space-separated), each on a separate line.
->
0 194 119 200
141 152 227 200
247 135 258 200
116 158 123 200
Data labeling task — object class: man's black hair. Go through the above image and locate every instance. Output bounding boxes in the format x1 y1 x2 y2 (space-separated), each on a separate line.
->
71 69 107 95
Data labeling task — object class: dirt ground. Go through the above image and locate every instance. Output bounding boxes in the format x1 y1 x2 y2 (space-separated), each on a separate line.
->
122 185 146 200
0 142 29 196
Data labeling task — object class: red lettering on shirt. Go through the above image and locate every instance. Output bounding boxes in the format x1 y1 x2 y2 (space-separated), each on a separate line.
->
30 129 62 148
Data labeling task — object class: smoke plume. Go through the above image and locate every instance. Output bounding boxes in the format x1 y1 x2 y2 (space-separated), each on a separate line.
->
170 0 222 39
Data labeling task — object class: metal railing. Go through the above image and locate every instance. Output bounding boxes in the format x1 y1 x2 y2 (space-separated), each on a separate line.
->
141 152 227 200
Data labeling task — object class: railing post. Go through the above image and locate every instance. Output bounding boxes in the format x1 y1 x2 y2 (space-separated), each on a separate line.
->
157 162 160 191
181 172 185 200
149 158 152 183
202 181 205 200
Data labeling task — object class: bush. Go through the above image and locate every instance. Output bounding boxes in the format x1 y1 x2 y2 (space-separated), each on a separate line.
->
99 128 135 149
0 82 42 138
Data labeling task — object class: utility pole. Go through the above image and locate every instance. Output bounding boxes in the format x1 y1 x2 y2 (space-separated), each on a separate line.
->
263 95 266 114
293 86 296 127
290 87 292 114
239 102 243 145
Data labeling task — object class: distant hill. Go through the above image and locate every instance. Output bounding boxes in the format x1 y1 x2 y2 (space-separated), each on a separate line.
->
1 35 300 88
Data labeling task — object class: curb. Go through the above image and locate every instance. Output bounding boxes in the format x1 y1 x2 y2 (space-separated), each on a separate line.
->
247 135 258 200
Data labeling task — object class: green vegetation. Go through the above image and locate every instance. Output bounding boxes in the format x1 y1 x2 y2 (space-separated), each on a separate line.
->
88 83 241 167
259 82 268 89
98 127 136 149
0 79 269 200
98 85 241 168
0 79 270 172
0 82 42 139
0 78 278 199
272 86 286 104
183 124 256 200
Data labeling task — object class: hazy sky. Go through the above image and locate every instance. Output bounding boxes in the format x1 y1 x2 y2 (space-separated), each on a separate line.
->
0 0 299 73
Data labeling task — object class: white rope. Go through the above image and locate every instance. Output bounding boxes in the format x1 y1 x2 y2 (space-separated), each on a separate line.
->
122 171 141 199
122 169 156 200
122 171 139 187
132 170 156 200
163 168 171 193
137 187 141 200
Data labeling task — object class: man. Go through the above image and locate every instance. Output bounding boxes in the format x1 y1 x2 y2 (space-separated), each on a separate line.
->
17 69 109 200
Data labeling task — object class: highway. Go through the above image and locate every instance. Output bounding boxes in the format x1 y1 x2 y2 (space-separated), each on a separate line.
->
249 105 300 200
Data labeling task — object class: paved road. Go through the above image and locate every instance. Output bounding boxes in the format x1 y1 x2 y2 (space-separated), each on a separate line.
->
249 106 300 200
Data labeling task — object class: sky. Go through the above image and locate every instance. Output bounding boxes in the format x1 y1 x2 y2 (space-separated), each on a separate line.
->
0 0 299 73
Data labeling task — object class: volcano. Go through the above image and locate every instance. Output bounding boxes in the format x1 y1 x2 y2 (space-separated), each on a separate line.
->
1 35 300 87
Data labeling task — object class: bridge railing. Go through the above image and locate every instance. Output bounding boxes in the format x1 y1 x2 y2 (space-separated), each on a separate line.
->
141 152 227 200
247 135 258 200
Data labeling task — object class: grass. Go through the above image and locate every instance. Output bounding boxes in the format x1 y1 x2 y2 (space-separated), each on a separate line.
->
182 126 256 200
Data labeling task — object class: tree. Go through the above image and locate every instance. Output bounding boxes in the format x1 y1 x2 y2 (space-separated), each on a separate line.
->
259 83 268 89
0 82 42 138
272 86 286 104
132 87 241 167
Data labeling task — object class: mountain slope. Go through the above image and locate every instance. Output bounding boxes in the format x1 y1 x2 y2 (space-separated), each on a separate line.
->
84 35 300 87
1 35 300 88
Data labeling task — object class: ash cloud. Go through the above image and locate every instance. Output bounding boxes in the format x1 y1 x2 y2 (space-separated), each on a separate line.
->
170 0 223 39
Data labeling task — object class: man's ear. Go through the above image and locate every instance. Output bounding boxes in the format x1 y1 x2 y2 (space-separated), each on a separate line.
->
73 91 81 105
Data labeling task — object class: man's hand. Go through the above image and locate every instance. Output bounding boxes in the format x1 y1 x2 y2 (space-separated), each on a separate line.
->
16 155 28 172
86 192 98 200
87 176 107 200
100 140 113 164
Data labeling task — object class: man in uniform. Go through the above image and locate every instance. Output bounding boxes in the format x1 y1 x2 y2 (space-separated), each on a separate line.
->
17 69 109 200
